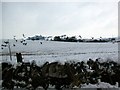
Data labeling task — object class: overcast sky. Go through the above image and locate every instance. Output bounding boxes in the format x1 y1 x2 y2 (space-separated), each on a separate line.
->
1 1 118 39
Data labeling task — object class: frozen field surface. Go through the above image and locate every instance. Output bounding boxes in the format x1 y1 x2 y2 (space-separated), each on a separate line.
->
0 40 119 64
0 40 120 89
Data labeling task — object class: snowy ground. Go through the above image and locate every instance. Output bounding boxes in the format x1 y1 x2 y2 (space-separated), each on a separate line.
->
0 39 120 89
0 40 118 63
0 39 119 64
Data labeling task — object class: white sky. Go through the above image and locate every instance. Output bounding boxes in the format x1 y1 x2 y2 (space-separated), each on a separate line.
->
1 0 119 39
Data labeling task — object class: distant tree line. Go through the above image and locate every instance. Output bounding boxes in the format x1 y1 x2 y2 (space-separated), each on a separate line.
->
27 35 116 42
54 36 78 42
53 35 116 43
27 35 45 41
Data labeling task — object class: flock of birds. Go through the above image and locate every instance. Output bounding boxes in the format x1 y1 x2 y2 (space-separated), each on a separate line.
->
1 34 43 50
1 35 28 50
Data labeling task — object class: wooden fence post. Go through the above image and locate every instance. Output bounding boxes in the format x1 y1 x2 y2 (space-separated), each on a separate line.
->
16 53 22 63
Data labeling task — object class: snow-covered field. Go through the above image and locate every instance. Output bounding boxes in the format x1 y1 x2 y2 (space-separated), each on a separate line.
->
0 39 120 89
0 39 119 65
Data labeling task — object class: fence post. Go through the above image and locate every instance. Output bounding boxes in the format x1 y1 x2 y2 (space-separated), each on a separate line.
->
16 53 22 63
8 40 12 61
